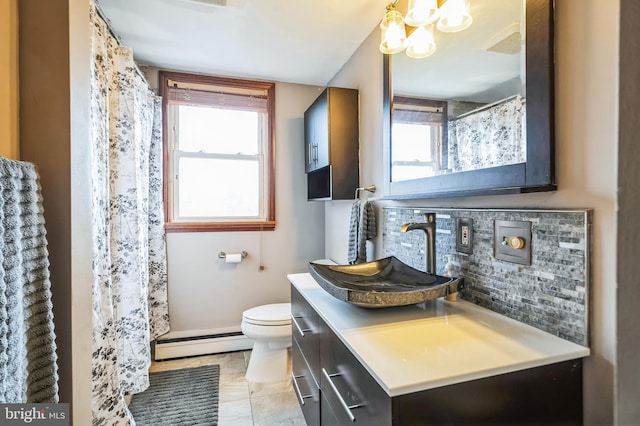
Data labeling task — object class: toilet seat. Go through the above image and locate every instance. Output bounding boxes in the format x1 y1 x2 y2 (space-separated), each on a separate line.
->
242 303 291 326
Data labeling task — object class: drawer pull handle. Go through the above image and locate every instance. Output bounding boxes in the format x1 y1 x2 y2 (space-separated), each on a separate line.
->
292 373 314 405
322 368 363 422
291 315 311 337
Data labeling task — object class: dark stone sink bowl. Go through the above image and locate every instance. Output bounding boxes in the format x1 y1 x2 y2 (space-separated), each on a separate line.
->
308 256 464 308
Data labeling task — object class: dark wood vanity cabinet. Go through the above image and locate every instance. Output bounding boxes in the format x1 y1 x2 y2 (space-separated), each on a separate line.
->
292 285 390 426
291 286 321 426
291 285 583 425
304 87 359 200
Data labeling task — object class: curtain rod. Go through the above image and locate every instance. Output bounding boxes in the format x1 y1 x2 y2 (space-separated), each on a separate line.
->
93 1 151 89
452 94 524 121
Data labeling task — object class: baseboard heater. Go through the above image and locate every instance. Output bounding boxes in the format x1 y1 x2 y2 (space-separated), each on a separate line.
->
154 331 253 360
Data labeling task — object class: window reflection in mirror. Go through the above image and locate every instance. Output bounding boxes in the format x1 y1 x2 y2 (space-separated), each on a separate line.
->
390 0 525 181
391 97 446 182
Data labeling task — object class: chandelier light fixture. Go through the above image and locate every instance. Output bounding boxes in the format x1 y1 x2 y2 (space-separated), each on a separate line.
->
379 0 473 58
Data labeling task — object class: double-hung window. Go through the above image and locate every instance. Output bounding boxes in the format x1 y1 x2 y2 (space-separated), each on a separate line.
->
160 71 276 232
391 97 447 181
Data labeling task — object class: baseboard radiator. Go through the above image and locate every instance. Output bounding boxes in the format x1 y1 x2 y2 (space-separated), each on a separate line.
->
154 329 253 360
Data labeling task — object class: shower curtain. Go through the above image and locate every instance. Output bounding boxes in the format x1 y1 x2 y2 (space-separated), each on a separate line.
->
89 4 170 425
448 96 526 173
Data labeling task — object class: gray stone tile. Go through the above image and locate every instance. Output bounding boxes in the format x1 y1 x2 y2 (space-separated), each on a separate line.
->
248 379 293 397
383 207 591 346
251 390 305 426
219 372 251 404
218 399 254 426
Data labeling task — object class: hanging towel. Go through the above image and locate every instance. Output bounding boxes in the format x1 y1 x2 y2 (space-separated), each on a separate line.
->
347 200 377 264
347 200 361 264
0 158 58 403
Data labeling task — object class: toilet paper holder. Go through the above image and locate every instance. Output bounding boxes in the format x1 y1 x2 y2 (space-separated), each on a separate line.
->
218 251 248 259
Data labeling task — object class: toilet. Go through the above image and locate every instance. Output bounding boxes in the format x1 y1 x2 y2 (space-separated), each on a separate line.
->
241 303 292 383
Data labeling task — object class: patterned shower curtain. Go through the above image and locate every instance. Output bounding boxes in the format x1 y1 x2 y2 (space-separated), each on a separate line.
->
448 96 526 173
89 4 170 425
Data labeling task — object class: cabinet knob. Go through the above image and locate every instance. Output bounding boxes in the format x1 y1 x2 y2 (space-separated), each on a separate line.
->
508 236 526 249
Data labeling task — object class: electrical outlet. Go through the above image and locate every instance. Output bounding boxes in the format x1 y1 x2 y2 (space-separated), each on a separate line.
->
456 218 473 254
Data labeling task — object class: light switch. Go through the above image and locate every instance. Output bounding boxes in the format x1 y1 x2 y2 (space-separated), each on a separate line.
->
494 220 532 265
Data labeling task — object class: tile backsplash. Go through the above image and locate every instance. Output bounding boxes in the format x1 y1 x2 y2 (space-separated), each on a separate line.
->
382 208 591 346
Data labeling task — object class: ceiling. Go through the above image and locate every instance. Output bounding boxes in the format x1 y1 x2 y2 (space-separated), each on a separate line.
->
392 0 523 103
97 0 390 86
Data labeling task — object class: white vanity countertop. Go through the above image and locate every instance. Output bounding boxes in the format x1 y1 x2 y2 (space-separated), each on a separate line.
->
288 272 590 397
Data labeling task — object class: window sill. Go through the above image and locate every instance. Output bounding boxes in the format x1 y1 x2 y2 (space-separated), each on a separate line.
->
165 221 276 233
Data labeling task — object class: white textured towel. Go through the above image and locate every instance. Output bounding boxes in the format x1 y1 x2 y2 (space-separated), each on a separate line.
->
347 200 377 264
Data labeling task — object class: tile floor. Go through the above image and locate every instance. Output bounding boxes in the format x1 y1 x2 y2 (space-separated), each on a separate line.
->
148 350 306 426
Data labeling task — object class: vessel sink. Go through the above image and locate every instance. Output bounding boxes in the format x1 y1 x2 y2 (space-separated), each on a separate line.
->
308 256 464 308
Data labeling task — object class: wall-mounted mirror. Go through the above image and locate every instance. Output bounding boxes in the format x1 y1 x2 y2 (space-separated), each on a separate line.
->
383 0 555 198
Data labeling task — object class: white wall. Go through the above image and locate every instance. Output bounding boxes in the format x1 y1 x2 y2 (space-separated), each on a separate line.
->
326 28 385 264
327 1 619 423
162 81 326 335
18 0 95 422
69 0 94 422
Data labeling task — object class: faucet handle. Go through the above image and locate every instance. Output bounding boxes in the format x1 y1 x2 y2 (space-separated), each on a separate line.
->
418 212 436 223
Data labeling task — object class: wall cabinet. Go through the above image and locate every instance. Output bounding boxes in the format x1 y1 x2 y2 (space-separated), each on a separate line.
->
291 285 583 425
304 87 359 200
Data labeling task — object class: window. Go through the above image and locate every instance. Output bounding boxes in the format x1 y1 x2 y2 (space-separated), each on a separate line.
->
160 71 276 232
391 97 447 181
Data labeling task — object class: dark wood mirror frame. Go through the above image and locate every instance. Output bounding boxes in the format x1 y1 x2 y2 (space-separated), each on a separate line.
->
383 0 555 199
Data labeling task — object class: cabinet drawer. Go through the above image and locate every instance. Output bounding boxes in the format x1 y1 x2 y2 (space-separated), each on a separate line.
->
292 339 320 426
291 285 321 383
321 326 391 426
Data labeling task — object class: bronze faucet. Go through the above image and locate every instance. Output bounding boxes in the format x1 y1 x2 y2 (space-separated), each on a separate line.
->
401 213 436 274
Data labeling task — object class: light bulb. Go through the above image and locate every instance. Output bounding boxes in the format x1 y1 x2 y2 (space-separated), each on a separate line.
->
437 0 473 33
406 24 437 58
405 0 439 27
379 9 408 54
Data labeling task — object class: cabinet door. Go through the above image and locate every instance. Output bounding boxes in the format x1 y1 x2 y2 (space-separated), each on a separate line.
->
304 103 316 173
321 392 342 426
320 320 391 426
292 339 320 426
291 285 321 384
304 89 329 173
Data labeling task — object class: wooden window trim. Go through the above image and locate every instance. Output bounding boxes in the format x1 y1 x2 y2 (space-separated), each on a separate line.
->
160 71 276 232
